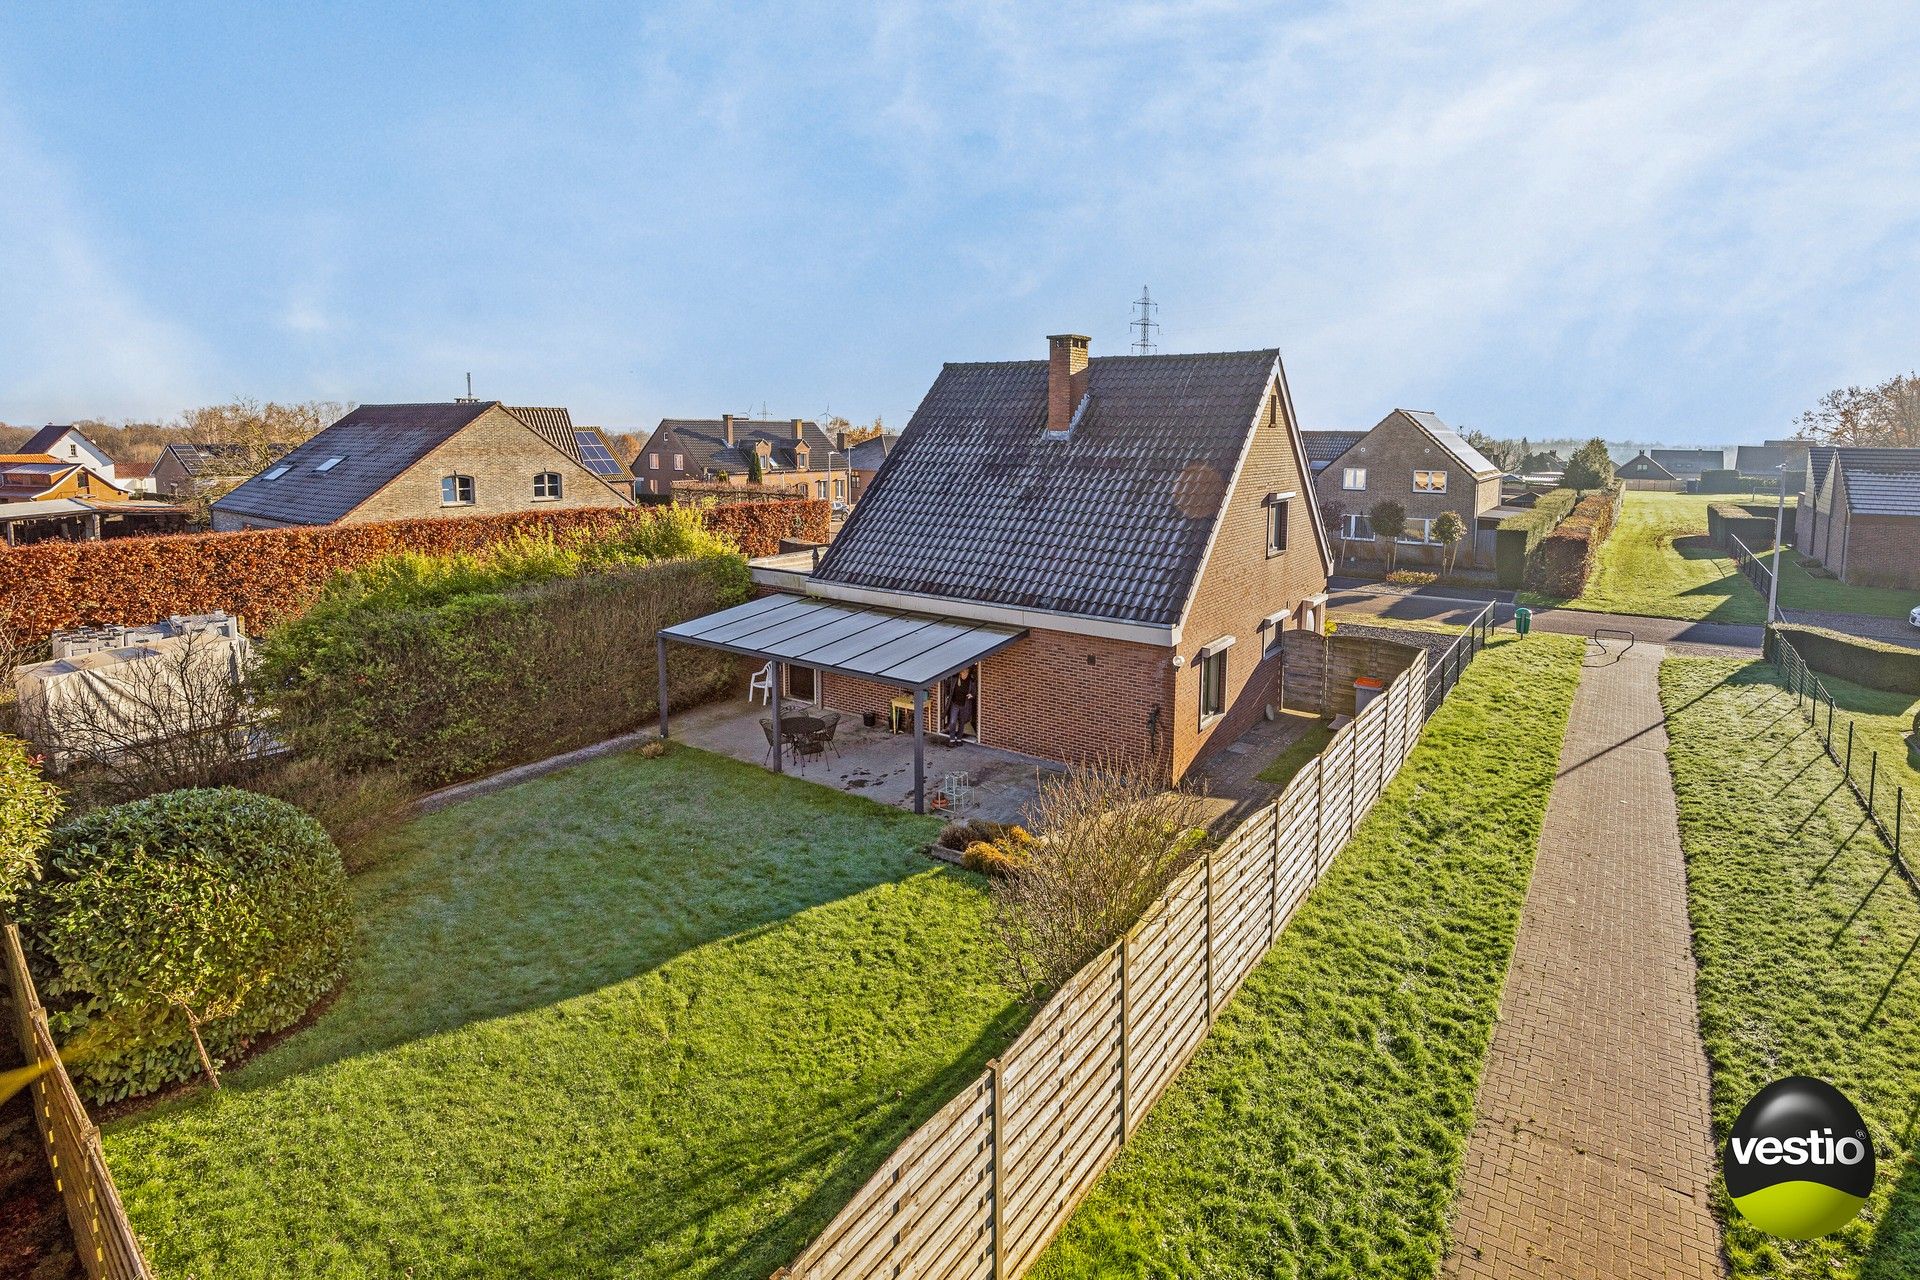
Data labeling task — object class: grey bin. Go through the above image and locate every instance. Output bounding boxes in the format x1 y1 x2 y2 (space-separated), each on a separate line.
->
1353 677 1385 714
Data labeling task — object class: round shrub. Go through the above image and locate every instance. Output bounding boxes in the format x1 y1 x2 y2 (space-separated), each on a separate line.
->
16 787 353 1102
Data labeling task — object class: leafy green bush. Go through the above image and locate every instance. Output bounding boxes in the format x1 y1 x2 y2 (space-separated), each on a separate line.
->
1770 624 1920 696
1494 487 1579 588
254 555 748 788
16 787 352 1101
0 734 62 906
1525 485 1623 598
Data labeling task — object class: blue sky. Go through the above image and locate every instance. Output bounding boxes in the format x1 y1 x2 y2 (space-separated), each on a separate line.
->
3 2 1917 444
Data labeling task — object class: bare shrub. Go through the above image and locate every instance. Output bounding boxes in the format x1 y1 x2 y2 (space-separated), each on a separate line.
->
988 757 1209 997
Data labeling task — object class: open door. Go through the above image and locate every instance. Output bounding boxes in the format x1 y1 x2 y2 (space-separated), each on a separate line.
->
938 665 980 743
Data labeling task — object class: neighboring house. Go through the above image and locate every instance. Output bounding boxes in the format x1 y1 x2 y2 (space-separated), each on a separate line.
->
1616 451 1683 489
842 431 899 507
746 334 1334 786
116 461 156 496
1794 446 1920 589
1302 430 1367 477
18 424 119 485
0 454 131 504
1651 448 1726 481
1736 443 1807 489
1305 410 1503 567
632 416 852 505
208 401 632 531
152 442 292 500
567 425 635 497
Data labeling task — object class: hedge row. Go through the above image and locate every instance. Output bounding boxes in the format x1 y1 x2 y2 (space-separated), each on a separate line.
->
1768 623 1920 696
0 499 826 642
1494 488 1580 588
1706 501 1786 551
1525 485 1624 598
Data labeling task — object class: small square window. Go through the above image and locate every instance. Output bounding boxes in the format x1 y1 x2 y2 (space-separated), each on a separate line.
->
442 474 475 505
533 471 563 500
1341 466 1367 491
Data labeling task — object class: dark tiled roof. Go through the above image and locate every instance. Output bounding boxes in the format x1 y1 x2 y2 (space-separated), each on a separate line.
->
1651 448 1726 477
1833 448 1920 517
1398 411 1501 477
1736 443 1804 475
1617 451 1677 480
504 407 582 462
1808 445 1838 491
847 432 897 470
1302 430 1366 467
649 417 836 477
19 424 77 454
161 441 290 478
211 402 495 525
814 349 1281 626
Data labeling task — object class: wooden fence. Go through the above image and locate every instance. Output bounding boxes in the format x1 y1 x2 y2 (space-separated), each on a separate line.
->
780 641 1456 1280
1 923 154 1280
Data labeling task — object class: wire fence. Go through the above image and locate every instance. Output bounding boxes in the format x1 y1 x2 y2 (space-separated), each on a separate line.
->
1729 533 1775 600
1421 602 1497 718
1766 631 1914 891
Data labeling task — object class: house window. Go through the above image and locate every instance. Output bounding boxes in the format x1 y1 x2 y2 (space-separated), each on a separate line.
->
533 471 563 500
1266 498 1289 555
833 478 845 500
1343 513 1375 540
1413 469 1448 493
442 474 475 505
816 480 828 499
672 453 684 471
795 449 809 469
1342 466 1367 491
649 454 660 470
1397 518 1436 545
1199 647 1228 724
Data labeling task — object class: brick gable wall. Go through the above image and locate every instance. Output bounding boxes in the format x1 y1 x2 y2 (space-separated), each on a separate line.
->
1310 413 1495 566
343 406 629 524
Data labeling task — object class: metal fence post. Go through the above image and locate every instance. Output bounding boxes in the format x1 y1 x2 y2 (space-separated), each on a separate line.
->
1846 721 1854 781
1826 693 1834 748
1869 754 1878 813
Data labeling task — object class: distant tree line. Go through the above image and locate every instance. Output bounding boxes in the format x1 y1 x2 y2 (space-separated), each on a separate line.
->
0 399 351 467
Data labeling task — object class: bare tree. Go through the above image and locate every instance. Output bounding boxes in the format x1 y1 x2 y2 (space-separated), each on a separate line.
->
1795 374 1920 448
1320 496 1349 566
20 631 258 804
988 757 1209 996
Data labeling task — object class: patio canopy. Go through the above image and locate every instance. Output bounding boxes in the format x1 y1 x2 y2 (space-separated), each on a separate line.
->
654 592 1028 812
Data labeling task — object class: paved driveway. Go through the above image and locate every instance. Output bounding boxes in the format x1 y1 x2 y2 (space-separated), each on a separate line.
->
1326 585 1764 656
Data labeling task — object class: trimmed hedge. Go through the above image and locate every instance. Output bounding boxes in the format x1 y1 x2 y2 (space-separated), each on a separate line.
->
253 553 750 787
0 499 825 643
1768 623 1920 696
1494 487 1580 588
1706 501 1787 550
1525 485 1623 598
16 787 352 1102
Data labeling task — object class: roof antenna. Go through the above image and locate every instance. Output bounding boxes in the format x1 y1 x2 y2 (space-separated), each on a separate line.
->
456 372 479 404
1131 286 1160 355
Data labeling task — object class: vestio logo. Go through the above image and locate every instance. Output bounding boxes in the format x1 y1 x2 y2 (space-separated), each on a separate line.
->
1724 1076 1875 1239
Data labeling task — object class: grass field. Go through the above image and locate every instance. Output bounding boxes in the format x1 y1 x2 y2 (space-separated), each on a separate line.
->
101 747 1021 1280
1033 634 1584 1279
1528 490 1916 623
1661 659 1920 1279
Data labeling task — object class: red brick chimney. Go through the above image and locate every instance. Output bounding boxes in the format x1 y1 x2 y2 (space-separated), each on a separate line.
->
722 414 736 446
1047 334 1090 435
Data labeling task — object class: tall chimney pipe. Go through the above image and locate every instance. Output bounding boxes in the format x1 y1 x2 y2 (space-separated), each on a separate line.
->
1047 334 1090 435
722 414 736 446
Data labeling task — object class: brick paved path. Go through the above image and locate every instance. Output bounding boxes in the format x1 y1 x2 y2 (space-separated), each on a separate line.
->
1445 641 1723 1279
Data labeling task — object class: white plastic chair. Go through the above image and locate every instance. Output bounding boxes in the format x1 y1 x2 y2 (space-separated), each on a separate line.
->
748 662 774 705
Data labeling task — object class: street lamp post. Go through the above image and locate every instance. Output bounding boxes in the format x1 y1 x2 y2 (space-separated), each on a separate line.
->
1766 462 1787 624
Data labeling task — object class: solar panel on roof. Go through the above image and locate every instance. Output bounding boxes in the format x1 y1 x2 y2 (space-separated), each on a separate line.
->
574 432 624 475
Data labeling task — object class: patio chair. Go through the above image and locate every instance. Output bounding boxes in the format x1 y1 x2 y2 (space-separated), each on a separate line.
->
748 661 774 705
818 710 842 760
759 717 781 767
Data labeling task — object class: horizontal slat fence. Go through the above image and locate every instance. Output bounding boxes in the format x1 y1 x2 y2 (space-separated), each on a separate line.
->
782 633 1486 1279
1 923 154 1280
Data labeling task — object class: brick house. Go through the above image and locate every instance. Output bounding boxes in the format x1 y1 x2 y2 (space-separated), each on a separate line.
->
209 402 631 531
1651 448 1727 482
632 416 854 507
1304 410 1502 567
685 335 1333 789
1616 451 1682 489
843 431 897 507
1794 446 1920 589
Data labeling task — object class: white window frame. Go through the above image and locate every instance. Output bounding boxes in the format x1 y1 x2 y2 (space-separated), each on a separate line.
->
648 454 660 470
1341 466 1367 491
441 474 476 506
1396 517 1436 545
533 471 563 500
1343 513 1375 540
1196 637 1235 727
816 479 829 499
673 453 684 471
1266 496 1290 556
1413 468 1448 493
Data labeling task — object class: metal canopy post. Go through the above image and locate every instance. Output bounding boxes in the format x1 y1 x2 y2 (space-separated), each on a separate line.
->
913 687 927 814
655 636 671 739
771 661 784 774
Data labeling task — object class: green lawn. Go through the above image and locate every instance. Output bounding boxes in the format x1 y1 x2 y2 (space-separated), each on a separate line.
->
1807 670 1920 873
1661 659 1920 1279
101 747 1023 1280
1764 549 1920 621
1255 715 1335 786
1034 634 1584 1279
1529 491 1766 623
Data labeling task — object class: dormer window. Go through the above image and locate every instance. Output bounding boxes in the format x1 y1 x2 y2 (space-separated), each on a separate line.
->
533 471 563 500
442 474 476 505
